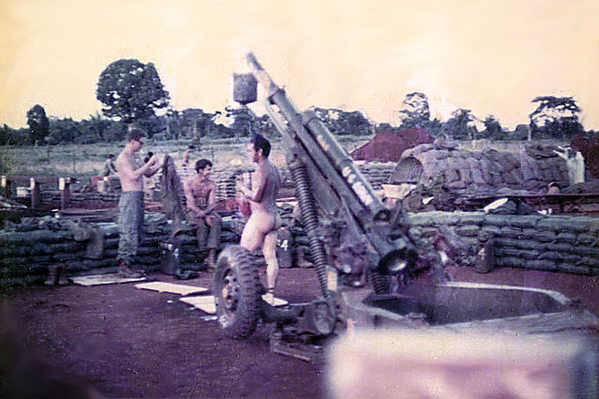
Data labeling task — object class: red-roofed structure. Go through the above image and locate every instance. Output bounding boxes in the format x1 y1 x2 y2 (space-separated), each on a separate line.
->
351 128 434 162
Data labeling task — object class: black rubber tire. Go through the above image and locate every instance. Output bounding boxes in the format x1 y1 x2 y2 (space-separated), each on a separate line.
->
213 245 262 340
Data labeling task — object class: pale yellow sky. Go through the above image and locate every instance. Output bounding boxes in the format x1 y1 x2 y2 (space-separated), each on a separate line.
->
1 0 598 130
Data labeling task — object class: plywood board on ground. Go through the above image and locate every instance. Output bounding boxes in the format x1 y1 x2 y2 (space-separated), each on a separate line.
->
180 295 288 314
135 281 208 296
71 274 146 286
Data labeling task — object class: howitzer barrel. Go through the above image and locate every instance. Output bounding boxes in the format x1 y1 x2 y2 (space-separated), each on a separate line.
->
242 53 388 222
301 110 389 221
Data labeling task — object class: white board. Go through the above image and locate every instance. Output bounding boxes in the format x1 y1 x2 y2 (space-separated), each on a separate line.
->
134 281 208 296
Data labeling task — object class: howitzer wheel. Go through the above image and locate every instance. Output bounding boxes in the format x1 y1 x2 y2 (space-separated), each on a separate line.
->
214 245 262 340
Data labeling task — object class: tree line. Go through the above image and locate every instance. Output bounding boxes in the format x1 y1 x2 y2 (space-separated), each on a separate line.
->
0 58 594 146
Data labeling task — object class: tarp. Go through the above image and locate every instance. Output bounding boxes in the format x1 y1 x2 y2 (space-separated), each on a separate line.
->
351 128 434 162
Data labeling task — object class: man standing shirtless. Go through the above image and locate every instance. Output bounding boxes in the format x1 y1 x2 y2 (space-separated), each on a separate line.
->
116 128 164 277
184 159 222 270
238 134 281 304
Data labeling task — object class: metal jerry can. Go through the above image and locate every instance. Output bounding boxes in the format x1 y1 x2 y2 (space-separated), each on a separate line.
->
276 227 293 269
160 236 181 275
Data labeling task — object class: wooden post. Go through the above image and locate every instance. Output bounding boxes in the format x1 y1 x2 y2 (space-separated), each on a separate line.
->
30 177 41 208
60 177 71 210
1 175 13 199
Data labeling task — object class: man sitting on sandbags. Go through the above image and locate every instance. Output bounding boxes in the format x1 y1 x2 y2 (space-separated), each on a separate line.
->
184 159 222 270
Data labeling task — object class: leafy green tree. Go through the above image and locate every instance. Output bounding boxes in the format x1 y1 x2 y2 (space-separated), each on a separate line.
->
26 104 49 145
313 108 372 136
103 121 128 142
440 109 476 140
529 96 583 139
181 108 221 141
226 106 256 138
165 108 183 140
375 122 394 132
255 114 279 138
75 113 113 143
398 92 431 129
48 117 78 144
0 124 19 145
426 118 443 138
481 115 504 139
96 59 170 125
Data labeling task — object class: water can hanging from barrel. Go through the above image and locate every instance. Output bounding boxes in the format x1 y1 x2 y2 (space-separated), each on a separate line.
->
233 73 258 105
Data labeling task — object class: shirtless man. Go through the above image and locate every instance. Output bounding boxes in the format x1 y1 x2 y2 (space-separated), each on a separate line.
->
116 128 164 277
238 134 281 304
184 159 222 270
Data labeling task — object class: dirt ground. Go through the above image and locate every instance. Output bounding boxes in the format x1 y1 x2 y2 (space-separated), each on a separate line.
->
2 265 599 399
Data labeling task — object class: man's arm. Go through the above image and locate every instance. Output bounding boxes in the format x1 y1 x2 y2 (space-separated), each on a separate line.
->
207 181 217 207
117 153 162 181
241 169 266 202
554 147 568 160
143 154 164 177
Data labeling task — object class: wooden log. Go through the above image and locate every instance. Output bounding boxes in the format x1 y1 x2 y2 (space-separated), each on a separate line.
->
30 178 41 209
1 175 13 198
60 177 71 209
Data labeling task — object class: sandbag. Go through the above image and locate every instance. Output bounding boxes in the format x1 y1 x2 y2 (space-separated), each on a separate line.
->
524 260 556 271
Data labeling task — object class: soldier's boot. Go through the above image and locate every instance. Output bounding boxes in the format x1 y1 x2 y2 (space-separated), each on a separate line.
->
295 247 313 268
206 249 217 271
263 287 275 306
118 259 143 278
44 265 58 286
57 264 69 286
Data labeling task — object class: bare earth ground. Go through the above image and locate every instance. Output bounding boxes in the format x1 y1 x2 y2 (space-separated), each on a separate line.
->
2 265 599 399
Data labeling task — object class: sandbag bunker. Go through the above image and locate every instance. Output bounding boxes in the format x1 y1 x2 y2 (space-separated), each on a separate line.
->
1 141 597 285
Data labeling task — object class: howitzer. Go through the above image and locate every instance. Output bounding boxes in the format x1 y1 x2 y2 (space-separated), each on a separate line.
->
213 54 599 366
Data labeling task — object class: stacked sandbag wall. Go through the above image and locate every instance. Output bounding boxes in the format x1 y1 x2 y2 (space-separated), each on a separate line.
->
209 162 396 199
41 190 120 207
407 211 599 275
0 205 313 287
399 143 569 193
355 162 397 190
0 227 86 286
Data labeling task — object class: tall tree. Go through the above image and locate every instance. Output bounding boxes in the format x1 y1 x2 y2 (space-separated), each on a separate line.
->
440 108 476 140
26 104 49 145
48 117 78 144
529 96 583 139
165 108 182 140
181 108 220 141
482 115 504 139
313 108 372 136
96 59 170 126
398 92 431 129
226 106 256 138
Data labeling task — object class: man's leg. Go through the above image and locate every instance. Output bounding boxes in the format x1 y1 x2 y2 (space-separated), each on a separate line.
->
196 218 208 251
117 192 143 277
240 214 264 253
262 229 279 305
206 214 222 270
